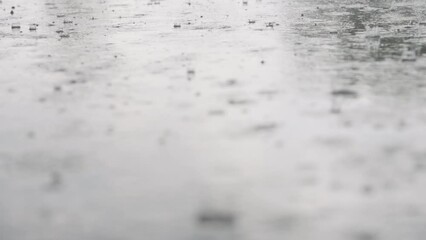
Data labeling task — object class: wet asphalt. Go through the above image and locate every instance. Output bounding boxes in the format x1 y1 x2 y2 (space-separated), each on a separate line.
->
1 0 426 240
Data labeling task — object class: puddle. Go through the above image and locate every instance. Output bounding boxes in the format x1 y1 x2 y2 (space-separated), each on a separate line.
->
1 0 426 239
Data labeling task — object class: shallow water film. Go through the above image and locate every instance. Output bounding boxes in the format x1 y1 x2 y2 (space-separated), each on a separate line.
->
1 0 426 239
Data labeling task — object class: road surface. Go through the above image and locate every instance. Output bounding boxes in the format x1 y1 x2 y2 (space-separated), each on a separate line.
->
1 0 426 239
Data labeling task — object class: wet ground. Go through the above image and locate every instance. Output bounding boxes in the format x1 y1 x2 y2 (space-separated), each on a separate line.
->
1 0 426 239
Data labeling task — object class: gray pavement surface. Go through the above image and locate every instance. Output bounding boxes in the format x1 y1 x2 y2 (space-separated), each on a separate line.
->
1 0 426 239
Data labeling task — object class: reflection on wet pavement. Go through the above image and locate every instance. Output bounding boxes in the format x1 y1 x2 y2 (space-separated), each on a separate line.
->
1 0 426 240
